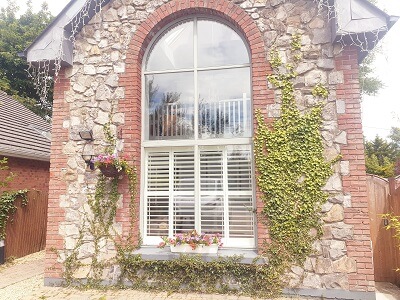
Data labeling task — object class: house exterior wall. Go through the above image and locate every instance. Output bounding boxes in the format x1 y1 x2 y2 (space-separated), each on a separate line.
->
0 156 50 193
45 0 374 296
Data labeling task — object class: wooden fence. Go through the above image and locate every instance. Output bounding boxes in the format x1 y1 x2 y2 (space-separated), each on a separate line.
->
367 175 400 285
5 190 48 259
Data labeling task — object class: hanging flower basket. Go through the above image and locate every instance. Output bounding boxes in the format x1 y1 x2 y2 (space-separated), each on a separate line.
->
98 165 122 178
92 154 130 178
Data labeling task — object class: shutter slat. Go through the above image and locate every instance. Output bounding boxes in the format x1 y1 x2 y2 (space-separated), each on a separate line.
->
147 196 169 236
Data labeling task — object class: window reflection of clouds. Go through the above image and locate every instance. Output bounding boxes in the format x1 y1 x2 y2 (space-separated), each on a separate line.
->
198 68 250 101
145 18 251 141
146 73 194 109
146 73 195 140
146 21 194 71
198 68 251 139
198 20 249 68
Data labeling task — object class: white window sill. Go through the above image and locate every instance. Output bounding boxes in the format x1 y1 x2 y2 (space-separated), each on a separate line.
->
132 246 264 265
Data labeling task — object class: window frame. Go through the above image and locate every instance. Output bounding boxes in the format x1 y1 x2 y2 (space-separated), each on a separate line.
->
140 15 256 249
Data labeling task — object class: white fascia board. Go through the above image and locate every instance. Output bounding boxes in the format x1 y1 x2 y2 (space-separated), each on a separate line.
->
25 0 88 65
335 0 392 35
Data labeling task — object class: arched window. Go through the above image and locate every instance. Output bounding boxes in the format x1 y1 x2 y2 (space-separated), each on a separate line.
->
142 17 255 248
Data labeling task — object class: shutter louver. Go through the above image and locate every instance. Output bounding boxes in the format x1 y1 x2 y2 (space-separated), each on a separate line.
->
227 148 252 191
227 147 254 238
147 196 169 236
200 150 224 235
228 196 254 238
147 152 170 191
145 146 255 246
173 151 195 234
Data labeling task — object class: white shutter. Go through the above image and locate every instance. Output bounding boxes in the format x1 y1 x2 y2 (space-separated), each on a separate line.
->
200 150 224 235
147 152 170 191
173 151 195 191
227 148 252 191
146 196 169 236
228 195 254 238
146 152 170 237
144 145 255 247
227 147 254 239
173 151 195 234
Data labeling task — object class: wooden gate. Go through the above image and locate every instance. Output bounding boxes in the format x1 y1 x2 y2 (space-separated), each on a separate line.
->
367 175 400 285
5 190 48 259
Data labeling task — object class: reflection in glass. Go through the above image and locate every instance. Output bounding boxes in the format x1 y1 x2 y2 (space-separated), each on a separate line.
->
147 196 169 236
198 20 249 68
146 21 194 71
229 195 254 238
146 73 194 140
198 68 251 139
174 195 195 234
200 149 224 235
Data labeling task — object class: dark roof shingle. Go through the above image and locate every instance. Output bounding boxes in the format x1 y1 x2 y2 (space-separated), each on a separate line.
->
0 91 51 161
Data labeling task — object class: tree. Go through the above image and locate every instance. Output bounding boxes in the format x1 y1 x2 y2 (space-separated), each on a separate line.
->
365 129 400 177
389 127 400 149
359 51 384 96
359 0 384 96
0 0 53 118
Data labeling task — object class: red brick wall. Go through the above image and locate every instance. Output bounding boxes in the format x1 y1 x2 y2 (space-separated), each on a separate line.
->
0 156 49 193
120 0 273 247
45 68 70 278
336 46 374 292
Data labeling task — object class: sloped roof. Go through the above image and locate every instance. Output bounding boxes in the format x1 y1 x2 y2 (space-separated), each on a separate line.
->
22 0 399 68
0 91 51 162
334 0 399 61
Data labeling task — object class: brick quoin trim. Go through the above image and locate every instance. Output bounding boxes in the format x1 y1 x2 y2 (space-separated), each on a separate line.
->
119 0 273 248
45 69 71 278
335 46 375 292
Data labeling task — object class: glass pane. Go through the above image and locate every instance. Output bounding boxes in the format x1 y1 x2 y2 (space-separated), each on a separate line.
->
200 149 224 236
146 21 193 71
229 195 254 238
198 68 251 139
227 146 252 191
174 196 195 234
147 196 169 236
174 151 195 191
200 150 223 191
146 73 194 140
201 195 224 235
147 152 170 191
198 20 249 68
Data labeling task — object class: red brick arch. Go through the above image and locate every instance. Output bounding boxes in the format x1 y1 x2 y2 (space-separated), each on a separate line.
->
118 0 272 246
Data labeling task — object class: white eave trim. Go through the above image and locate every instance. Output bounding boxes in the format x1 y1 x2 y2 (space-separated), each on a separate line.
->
0 150 50 162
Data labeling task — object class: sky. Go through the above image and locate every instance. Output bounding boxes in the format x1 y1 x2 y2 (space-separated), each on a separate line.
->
1 0 399 141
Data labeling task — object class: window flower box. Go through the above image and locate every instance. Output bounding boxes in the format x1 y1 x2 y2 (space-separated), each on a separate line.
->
170 243 218 254
158 230 222 253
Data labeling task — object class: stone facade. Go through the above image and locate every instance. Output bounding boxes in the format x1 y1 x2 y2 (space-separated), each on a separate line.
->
46 0 374 296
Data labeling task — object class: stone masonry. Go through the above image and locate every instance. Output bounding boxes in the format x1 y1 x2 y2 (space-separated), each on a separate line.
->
46 0 374 296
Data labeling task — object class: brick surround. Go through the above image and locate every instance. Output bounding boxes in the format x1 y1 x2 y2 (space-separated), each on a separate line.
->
335 46 374 292
45 69 71 278
119 0 273 246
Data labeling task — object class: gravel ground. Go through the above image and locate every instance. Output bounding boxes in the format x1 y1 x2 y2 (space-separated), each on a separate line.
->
0 250 45 272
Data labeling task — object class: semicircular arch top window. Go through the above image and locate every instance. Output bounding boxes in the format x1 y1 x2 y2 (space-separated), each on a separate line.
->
142 17 255 249
144 17 251 141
